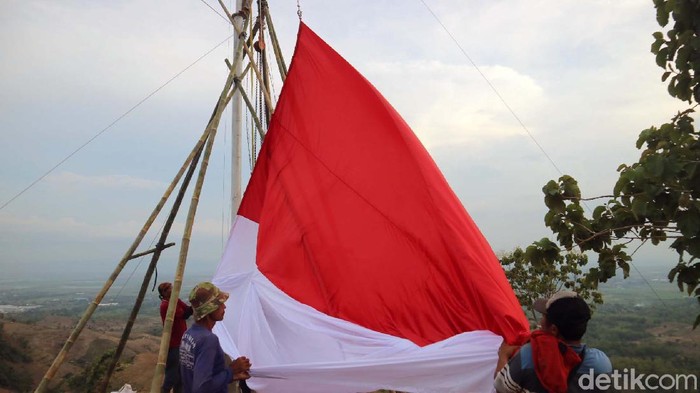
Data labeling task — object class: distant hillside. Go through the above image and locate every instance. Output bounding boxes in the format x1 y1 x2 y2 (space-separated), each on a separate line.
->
0 314 161 392
0 321 32 392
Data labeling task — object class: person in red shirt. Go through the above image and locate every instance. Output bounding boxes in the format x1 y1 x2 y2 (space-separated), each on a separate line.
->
158 282 193 393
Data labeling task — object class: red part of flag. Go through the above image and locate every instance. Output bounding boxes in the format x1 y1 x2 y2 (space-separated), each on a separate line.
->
239 23 529 346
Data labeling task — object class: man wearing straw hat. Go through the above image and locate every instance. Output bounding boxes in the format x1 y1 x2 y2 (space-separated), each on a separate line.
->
179 282 251 393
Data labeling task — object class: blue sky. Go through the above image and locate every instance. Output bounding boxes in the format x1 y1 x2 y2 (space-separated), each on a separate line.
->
0 0 687 283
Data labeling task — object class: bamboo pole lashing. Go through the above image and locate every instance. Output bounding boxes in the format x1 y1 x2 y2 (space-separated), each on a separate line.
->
127 242 175 260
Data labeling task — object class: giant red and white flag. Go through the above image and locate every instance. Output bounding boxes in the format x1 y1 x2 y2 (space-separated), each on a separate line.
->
212 23 529 393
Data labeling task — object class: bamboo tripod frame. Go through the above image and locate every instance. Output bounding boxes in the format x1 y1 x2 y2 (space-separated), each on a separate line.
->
33 0 289 391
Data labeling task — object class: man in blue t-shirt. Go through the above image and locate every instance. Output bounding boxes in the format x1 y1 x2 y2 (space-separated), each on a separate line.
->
179 282 251 393
494 291 612 393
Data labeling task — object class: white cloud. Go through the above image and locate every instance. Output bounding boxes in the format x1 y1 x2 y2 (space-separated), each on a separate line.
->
0 0 688 279
1 1 230 105
367 61 545 148
46 171 167 190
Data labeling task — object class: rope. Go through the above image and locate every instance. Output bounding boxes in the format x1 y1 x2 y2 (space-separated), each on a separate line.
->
266 42 279 101
297 0 303 20
199 0 230 23
418 0 564 177
418 0 669 308
0 34 233 212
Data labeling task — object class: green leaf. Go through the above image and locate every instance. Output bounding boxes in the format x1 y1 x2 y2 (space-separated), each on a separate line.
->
691 36 700 49
651 37 665 54
676 47 690 72
687 237 700 258
656 46 669 67
677 209 700 238
676 74 692 101
656 5 670 26
636 128 652 149
617 259 630 278
544 210 556 227
668 265 680 281
592 206 606 220
544 195 566 213
542 180 560 196
561 177 581 199
631 196 649 218
644 154 665 178
613 173 630 196
661 71 672 81
669 123 682 142
668 78 677 96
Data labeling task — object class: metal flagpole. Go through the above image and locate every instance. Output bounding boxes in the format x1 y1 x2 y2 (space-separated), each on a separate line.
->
231 0 244 218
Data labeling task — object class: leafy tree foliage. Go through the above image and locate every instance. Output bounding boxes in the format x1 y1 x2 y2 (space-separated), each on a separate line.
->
538 0 700 328
500 242 602 326
65 349 117 392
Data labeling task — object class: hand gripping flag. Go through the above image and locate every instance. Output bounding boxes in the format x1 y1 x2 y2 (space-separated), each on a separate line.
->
212 22 529 393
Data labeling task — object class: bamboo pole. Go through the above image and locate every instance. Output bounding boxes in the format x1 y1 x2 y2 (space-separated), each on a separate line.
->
35 123 219 393
151 3 253 388
150 34 244 390
225 51 265 140
263 3 288 81
223 0 253 104
127 242 175 260
226 57 253 81
99 139 208 393
150 90 226 393
233 78 266 140
218 0 276 114
231 0 248 220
